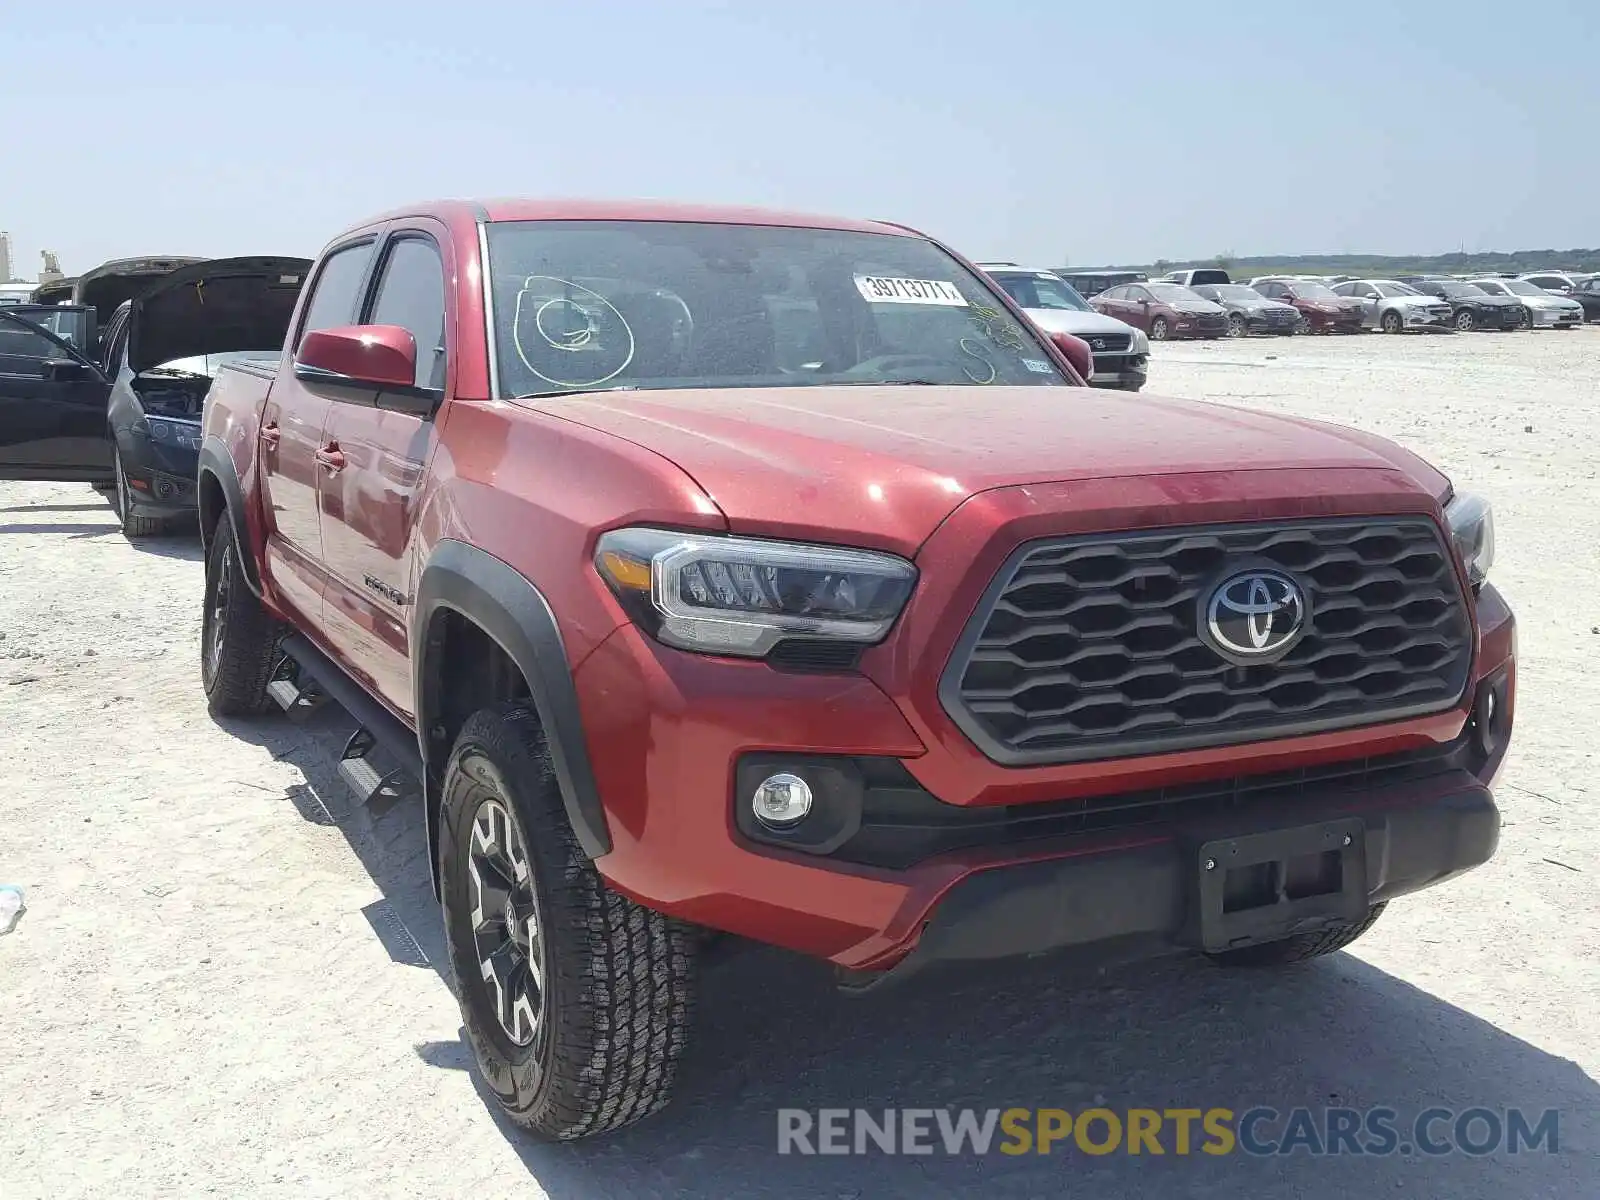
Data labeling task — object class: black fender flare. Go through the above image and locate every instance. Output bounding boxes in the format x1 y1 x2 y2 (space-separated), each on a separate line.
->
197 437 263 596
412 539 612 869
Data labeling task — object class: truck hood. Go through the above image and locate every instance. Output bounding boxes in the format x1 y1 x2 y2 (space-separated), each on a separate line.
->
129 256 312 372
527 386 1444 555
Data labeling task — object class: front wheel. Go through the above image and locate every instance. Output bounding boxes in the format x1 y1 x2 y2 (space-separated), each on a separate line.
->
1454 309 1476 332
1226 314 1245 338
1150 317 1170 341
439 705 697 1141
1381 310 1403 334
1206 903 1386 967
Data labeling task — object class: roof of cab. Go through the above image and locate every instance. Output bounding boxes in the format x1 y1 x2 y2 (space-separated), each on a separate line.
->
344 198 923 239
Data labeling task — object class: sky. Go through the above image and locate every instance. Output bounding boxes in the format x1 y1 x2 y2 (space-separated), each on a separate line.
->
2 0 1597 278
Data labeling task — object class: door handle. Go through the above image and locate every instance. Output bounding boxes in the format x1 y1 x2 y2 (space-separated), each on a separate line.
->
259 421 280 449
315 444 346 472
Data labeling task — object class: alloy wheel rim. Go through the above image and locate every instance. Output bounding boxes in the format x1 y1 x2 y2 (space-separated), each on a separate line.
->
1151 320 1167 340
466 797 545 1049
205 543 231 682
1228 315 1243 337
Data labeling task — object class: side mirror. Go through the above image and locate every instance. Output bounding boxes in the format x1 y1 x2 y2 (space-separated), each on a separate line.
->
294 324 436 415
1049 331 1094 381
42 357 97 383
296 325 417 390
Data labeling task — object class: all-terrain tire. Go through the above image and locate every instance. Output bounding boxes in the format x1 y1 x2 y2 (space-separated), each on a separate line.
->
114 447 166 538
1205 902 1387 968
438 704 696 1141
201 518 281 716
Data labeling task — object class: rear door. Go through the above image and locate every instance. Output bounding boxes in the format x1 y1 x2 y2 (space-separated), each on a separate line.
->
260 236 381 630
0 308 112 480
316 226 449 715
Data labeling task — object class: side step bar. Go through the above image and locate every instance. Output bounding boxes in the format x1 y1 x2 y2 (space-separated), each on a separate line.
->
272 633 424 809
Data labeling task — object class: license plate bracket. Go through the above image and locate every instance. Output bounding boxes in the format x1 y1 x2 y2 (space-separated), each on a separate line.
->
1188 818 1369 953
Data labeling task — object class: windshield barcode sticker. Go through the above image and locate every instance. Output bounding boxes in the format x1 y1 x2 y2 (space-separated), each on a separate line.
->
854 276 969 306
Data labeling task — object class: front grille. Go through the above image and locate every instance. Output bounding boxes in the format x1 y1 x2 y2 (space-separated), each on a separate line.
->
941 518 1474 766
1082 332 1132 352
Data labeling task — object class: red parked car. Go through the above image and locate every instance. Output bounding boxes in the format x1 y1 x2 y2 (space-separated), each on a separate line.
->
1091 281 1229 340
197 198 1513 1140
1251 277 1366 334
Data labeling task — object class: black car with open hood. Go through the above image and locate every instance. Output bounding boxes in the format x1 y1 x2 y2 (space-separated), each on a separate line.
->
0 255 311 536
32 256 208 328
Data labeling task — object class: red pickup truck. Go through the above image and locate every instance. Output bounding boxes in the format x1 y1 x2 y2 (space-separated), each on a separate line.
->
197 199 1514 1141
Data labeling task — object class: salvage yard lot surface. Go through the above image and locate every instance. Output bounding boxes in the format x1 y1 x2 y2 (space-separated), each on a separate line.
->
1 331 1596 1199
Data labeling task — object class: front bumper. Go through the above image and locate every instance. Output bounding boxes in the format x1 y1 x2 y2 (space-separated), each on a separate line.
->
900 766 1498 978
579 569 1515 975
115 428 200 517
1531 308 1583 327
1244 313 1300 335
1308 310 1365 332
1468 305 1527 330
1087 351 1148 390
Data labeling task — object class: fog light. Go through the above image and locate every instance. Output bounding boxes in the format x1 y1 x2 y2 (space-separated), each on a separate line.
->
751 773 813 827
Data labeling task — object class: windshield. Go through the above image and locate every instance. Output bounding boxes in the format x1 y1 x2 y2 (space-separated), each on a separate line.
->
1299 283 1341 301
1147 283 1206 303
992 273 1093 313
1437 282 1487 298
1212 285 1265 302
142 350 280 378
1373 282 1422 297
1502 280 1550 297
483 221 1069 395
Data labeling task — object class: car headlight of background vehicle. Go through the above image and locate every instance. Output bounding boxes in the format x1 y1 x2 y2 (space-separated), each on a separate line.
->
1445 492 1494 587
133 416 203 450
595 527 917 657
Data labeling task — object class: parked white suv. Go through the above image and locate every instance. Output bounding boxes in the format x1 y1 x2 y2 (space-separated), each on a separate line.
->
981 265 1150 391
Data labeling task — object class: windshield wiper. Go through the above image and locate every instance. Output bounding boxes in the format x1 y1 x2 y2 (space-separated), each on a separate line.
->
835 379 946 387
510 385 637 400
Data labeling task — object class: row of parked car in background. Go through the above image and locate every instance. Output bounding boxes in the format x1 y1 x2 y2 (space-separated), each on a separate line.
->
974 263 1598 389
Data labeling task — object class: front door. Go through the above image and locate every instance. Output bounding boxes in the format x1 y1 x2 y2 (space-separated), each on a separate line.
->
0 308 112 480
259 237 381 630
318 230 448 717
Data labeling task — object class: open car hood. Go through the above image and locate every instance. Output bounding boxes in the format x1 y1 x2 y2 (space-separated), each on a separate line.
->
76 256 208 322
129 256 311 373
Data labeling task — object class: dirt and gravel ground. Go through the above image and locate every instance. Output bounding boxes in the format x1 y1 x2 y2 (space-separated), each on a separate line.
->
0 329 1595 1199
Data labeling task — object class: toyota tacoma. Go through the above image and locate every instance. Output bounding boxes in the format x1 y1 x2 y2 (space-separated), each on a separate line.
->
196 199 1515 1141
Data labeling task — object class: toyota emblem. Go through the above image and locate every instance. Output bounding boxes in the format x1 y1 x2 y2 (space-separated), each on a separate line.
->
1090 338 1107 350
1202 569 1309 662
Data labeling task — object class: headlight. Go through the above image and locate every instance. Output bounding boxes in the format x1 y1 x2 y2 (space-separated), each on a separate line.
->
1130 328 1150 352
1445 492 1494 587
137 416 203 450
595 527 917 657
